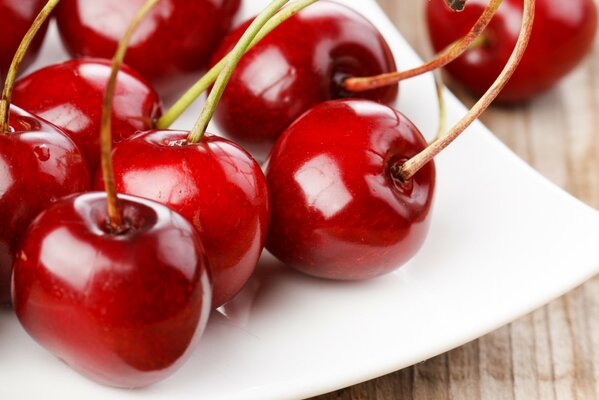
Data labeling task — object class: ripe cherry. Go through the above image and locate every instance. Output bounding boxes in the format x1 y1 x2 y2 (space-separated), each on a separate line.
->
97 132 270 308
13 58 162 174
210 0 398 158
55 0 241 97
11 1 212 387
265 99 435 280
426 0 598 102
0 106 90 303
12 193 211 388
0 0 48 83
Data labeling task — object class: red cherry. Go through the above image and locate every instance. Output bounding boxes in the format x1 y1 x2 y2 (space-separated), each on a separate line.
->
210 1 398 158
95 132 270 308
0 105 90 303
13 58 162 174
0 0 48 82
426 0 598 102
265 99 435 280
55 0 241 97
12 192 211 388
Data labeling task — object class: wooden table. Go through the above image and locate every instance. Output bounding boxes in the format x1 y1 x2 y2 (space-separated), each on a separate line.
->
314 1 599 399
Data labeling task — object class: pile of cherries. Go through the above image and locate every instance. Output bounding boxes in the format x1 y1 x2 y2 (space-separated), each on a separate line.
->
0 0 596 389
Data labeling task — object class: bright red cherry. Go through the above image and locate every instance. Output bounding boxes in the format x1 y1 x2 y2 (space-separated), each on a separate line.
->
426 0 598 102
0 106 90 303
0 0 48 83
210 1 398 158
13 58 162 174
95 132 270 308
12 192 211 388
265 99 435 280
55 0 241 97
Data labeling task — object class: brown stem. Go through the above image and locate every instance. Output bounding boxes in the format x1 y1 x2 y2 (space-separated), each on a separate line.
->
0 0 60 134
101 0 160 231
399 0 535 181
343 0 502 93
446 0 467 12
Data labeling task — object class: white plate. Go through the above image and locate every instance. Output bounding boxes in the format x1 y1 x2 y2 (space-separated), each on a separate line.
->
3 1 599 399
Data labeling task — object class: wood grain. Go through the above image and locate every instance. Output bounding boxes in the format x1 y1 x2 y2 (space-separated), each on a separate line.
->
312 1 599 398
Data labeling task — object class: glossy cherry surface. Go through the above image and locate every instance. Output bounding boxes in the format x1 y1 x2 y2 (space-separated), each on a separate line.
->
55 0 241 97
12 192 212 388
427 0 598 102
95 132 270 308
0 106 90 303
0 0 48 83
211 1 398 158
13 58 162 174
265 99 435 280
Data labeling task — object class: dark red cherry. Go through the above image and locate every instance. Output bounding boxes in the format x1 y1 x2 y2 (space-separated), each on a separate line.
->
210 0 398 158
95 132 270 308
427 0 598 102
265 99 435 280
0 106 90 303
0 0 48 83
55 0 241 97
13 58 162 174
12 192 211 388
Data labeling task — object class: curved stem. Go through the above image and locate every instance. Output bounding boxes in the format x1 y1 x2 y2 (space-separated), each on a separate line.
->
158 0 317 129
187 0 291 143
101 0 160 231
400 0 535 181
343 0 502 93
0 0 60 134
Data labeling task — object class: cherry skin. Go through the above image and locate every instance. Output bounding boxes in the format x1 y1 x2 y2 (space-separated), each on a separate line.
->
55 0 241 98
0 0 48 83
426 0 598 102
210 0 398 159
265 99 435 280
95 132 270 308
12 192 211 388
0 105 90 303
13 58 162 174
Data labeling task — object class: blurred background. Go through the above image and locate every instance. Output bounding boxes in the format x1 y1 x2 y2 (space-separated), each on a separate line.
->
314 0 599 399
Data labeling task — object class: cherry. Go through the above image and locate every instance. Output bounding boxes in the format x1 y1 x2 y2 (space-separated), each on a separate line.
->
96 131 270 308
0 106 90 303
12 192 211 388
264 99 435 280
426 0 598 102
0 0 48 83
55 0 241 98
13 58 162 174
209 0 398 158
11 1 212 387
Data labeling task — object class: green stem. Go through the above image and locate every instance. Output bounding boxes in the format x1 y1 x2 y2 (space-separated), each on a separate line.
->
0 0 60 134
187 0 293 143
158 0 318 130
400 0 535 181
432 70 447 142
101 0 161 231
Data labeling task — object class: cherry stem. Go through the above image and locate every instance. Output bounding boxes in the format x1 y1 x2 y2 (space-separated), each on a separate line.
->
101 0 160 231
342 0 502 93
433 70 447 142
399 0 535 181
0 0 60 134
158 0 318 130
187 0 293 143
